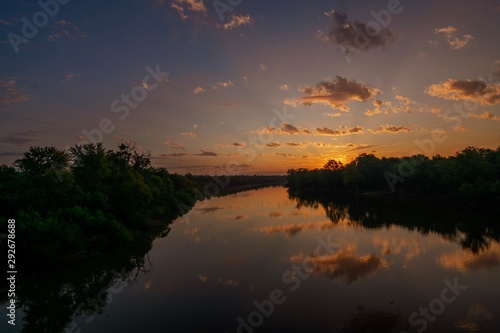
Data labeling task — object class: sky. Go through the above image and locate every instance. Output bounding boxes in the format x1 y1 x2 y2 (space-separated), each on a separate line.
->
0 0 499 175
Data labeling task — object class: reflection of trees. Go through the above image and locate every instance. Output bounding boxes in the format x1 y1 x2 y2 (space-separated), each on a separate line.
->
288 190 500 253
2 225 170 333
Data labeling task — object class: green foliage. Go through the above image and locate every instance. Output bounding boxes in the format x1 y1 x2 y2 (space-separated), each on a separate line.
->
1 142 199 272
286 146 500 208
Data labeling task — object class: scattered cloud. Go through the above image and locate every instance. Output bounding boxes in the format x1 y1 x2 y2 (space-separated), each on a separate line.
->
223 14 252 30
259 122 304 135
315 125 363 136
435 26 474 49
0 130 46 146
194 150 217 156
369 124 410 134
233 142 244 147
62 73 80 83
297 76 379 111
193 86 205 94
454 125 470 132
321 10 395 54
170 0 207 20
324 112 341 117
285 142 306 147
48 20 87 42
365 95 417 116
0 77 33 104
161 152 189 157
182 131 197 137
280 84 289 91
348 144 379 152
211 80 234 90
165 141 186 150
468 112 500 121
266 142 281 148
426 79 500 105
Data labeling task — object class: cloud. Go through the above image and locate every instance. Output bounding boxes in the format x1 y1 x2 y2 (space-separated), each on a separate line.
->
193 86 205 94
321 10 395 53
170 0 207 20
165 141 186 150
223 14 252 30
0 77 33 104
259 63 267 72
468 112 500 121
161 152 189 157
369 124 410 134
297 76 379 111
266 142 281 148
48 20 87 42
0 19 14 26
315 125 364 136
365 95 417 116
182 131 197 137
454 126 470 132
348 144 379 152
211 80 234 90
280 84 289 91
62 73 80 83
233 142 244 147
324 112 341 117
194 150 217 156
283 99 298 107
0 130 42 146
426 79 500 105
435 26 473 49
285 142 306 147
259 122 304 135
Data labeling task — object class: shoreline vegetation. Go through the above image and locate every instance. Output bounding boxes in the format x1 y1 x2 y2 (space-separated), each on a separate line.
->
1 144 498 276
286 146 500 210
0 143 284 276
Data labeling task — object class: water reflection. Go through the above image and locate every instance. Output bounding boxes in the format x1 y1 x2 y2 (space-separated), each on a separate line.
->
290 245 387 284
288 190 500 254
1 226 169 333
340 306 407 333
3 186 499 333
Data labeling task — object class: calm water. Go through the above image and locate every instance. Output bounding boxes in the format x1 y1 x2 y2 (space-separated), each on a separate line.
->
2 186 500 333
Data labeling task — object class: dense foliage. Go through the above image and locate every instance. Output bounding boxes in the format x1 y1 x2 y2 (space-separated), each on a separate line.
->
286 146 500 208
0 143 198 272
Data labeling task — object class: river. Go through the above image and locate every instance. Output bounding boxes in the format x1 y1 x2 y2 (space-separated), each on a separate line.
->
2 186 499 333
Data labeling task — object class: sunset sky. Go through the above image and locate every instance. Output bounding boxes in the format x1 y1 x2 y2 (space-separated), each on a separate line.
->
1 0 499 174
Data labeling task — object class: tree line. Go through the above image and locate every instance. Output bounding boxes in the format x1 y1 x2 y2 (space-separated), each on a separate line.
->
0 143 201 272
286 146 500 208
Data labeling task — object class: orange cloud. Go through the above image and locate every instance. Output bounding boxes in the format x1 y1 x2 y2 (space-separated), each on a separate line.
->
223 14 252 30
435 26 474 49
426 79 500 105
369 124 410 134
